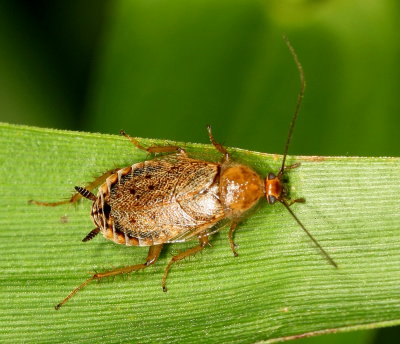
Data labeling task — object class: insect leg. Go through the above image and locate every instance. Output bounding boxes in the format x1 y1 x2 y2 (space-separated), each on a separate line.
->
284 162 301 170
286 198 306 206
29 169 119 206
228 221 239 257
29 168 120 206
55 244 164 310
207 125 230 161
278 162 301 178
120 130 183 154
162 235 209 292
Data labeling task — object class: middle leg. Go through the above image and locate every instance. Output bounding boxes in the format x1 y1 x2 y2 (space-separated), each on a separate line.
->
228 221 239 257
162 235 209 292
120 130 183 154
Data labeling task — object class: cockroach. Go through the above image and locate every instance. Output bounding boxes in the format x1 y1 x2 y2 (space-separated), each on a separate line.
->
30 37 337 310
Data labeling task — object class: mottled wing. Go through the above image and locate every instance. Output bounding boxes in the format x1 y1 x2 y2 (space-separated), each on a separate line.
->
107 154 225 246
169 218 230 243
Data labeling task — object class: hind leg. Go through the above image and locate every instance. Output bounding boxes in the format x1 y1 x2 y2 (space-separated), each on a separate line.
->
55 244 164 310
29 168 119 207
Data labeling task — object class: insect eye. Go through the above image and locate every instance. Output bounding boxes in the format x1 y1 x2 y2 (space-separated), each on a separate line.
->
267 195 276 204
267 172 276 180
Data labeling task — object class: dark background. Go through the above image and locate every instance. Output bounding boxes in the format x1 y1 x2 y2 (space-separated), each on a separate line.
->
1 1 399 343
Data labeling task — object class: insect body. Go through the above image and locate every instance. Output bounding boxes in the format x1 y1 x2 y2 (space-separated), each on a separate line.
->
30 38 337 310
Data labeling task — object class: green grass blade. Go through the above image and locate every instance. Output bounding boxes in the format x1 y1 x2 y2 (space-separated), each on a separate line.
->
1 122 399 343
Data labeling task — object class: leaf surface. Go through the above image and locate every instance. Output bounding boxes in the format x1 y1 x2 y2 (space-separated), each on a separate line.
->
1 123 399 343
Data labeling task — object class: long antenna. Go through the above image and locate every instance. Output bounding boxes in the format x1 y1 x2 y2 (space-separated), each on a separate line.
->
281 199 337 268
277 37 337 268
279 35 306 175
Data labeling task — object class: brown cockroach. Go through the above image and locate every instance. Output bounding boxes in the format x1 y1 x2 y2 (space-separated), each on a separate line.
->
30 38 337 310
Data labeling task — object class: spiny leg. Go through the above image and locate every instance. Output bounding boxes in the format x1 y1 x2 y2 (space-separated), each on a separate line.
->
55 244 164 310
29 168 120 207
120 130 184 154
228 222 239 257
207 125 230 162
162 235 209 292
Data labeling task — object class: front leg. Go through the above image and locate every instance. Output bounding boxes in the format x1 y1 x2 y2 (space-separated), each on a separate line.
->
287 198 305 206
207 125 230 163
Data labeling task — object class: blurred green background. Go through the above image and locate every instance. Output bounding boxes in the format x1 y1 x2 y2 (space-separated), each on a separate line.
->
1 0 399 343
